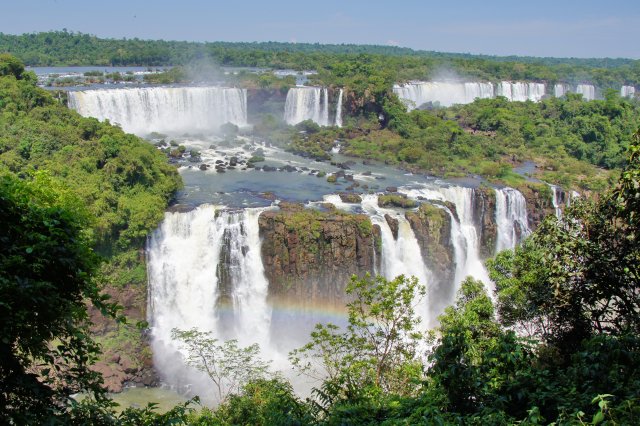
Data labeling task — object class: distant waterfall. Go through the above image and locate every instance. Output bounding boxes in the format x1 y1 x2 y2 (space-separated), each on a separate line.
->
495 188 530 252
68 86 247 135
554 83 568 98
335 89 343 127
549 185 563 219
393 81 494 109
284 87 331 126
576 84 596 101
621 86 636 98
496 82 546 102
147 205 271 395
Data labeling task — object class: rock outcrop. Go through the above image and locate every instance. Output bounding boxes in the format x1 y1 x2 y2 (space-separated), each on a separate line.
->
519 182 555 230
473 186 498 259
259 206 380 306
405 203 455 289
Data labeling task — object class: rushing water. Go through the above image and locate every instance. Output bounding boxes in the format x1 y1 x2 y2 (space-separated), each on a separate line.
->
284 87 330 126
393 81 495 109
68 86 247 135
576 84 596 101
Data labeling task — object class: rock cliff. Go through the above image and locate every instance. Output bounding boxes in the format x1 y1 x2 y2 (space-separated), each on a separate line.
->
258 205 380 305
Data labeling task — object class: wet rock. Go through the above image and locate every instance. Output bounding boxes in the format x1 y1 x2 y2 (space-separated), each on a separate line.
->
385 186 398 193
338 193 362 203
259 209 381 306
229 157 238 166
384 214 399 240
199 164 208 171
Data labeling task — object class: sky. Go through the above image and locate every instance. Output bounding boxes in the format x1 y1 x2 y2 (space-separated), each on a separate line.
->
1 0 639 58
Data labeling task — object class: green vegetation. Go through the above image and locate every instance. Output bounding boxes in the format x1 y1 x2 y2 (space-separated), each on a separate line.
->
377 193 418 208
171 328 271 403
0 55 182 423
282 91 638 191
2 31 640 89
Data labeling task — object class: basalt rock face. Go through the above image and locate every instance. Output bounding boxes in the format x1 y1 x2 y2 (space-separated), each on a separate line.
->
405 203 455 288
474 186 498 259
259 207 380 305
519 183 555 230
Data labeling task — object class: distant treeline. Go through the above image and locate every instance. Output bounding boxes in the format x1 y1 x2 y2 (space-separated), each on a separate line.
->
1 30 640 87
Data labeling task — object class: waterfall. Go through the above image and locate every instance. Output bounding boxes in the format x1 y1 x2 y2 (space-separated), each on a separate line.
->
393 81 494 110
400 185 490 290
576 84 596 101
621 86 636 98
496 82 546 102
147 205 271 395
359 194 433 324
549 185 563 219
284 87 331 126
335 89 343 127
68 86 247 135
554 83 568 98
495 187 531 252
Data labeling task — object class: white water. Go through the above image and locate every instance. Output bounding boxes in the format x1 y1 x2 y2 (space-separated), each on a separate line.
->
68 86 247 135
335 89 343 127
393 81 494 110
621 85 636 98
284 87 331 126
554 83 568 98
550 185 563 219
576 84 596 101
359 194 433 324
496 82 546 102
400 185 490 291
495 188 531 252
147 205 271 397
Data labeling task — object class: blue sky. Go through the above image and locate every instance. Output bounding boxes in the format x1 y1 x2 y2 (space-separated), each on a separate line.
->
2 0 639 58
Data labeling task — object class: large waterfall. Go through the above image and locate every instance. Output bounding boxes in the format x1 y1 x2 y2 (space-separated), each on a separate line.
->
576 84 596 101
283 87 331 126
495 188 530 252
147 206 272 396
392 81 494 109
147 184 532 394
68 86 248 135
496 82 546 102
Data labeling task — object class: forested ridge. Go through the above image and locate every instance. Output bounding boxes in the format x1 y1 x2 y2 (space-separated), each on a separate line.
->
0 54 181 423
2 30 640 87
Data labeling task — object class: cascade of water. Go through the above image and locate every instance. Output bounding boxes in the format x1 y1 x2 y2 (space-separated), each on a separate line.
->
621 86 636 98
284 87 331 126
68 86 247 136
400 185 490 288
359 194 433 323
576 84 596 101
335 89 343 127
495 188 531 251
497 82 546 102
393 81 494 110
147 205 271 395
554 83 568 98
549 185 563 219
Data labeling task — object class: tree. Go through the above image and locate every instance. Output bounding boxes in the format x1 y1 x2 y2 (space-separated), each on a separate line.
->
488 128 640 353
171 328 271 404
290 274 426 406
0 171 116 424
